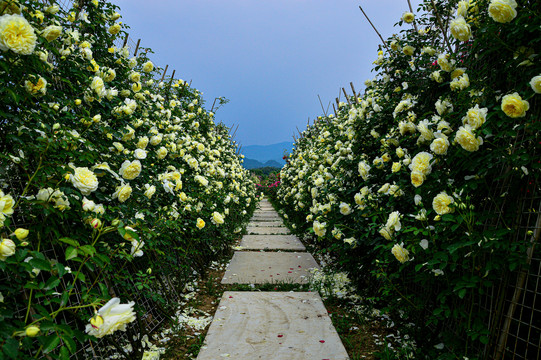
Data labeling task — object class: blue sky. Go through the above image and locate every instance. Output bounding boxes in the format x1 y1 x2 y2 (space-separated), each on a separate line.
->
112 0 422 146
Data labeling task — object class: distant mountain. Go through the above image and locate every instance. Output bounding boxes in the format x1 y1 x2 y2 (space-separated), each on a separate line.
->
241 142 293 165
243 158 282 170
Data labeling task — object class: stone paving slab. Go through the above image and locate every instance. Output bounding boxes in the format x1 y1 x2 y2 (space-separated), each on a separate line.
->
247 226 290 234
222 252 319 284
248 221 284 227
253 211 280 216
253 214 279 219
239 234 305 251
196 291 349 360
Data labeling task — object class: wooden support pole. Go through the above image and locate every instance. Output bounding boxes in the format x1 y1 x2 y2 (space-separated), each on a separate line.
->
133 39 141 56
358 6 390 53
169 70 176 83
210 98 218 112
342 87 352 107
317 94 327 116
350 82 360 104
335 97 340 108
430 0 453 54
332 103 337 115
160 65 169 82
122 34 129 48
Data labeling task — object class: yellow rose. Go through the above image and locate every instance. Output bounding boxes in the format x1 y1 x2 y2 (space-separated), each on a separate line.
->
70 167 99 195
142 61 154 73
455 125 483 152
437 54 454 72
119 160 142 180
391 162 402 173
25 76 47 96
196 218 205 229
410 152 433 175
113 184 132 203
0 238 16 261
379 227 392 240
410 171 425 188
212 212 225 225
430 133 450 155
137 136 149 149
450 73 470 91
386 211 401 232
25 326 40 337
391 243 410 263
313 220 326 237
85 298 136 338
14 228 29 240
143 184 156 199
129 72 141 83
0 14 37 55
402 12 415 23
432 192 454 215
530 75 541 94
501 92 529 118
41 25 62 42
131 82 142 92
403 45 415 56
462 104 487 129
108 23 121 35
488 0 517 23
90 76 105 97
156 147 168 160
450 16 471 42
0 191 14 216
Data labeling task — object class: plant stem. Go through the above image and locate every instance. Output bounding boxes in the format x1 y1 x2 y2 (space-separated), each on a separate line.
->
430 0 453 54
14 142 50 209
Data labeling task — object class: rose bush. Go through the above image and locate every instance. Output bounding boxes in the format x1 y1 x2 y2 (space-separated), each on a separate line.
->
0 0 256 358
273 0 540 358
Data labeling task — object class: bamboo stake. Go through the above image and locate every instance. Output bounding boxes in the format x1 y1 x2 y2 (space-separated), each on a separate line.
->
210 98 218 112
317 94 328 116
430 0 453 54
358 5 390 53
342 87 352 107
231 124 240 139
332 103 337 116
122 33 129 48
335 97 340 109
406 0 419 33
160 65 169 82
133 38 141 56
169 70 176 83
350 82 360 104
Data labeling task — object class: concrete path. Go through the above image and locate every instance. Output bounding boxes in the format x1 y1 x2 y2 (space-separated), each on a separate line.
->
240 234 305 250
196 292 349 360
197 199 349 359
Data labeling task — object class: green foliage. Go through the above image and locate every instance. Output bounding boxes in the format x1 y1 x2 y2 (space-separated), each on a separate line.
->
273 0 540 358
0 0 258 358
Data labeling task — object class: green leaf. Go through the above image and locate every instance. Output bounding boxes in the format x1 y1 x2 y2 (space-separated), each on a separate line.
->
2 337 19 359
44 276 61 290
60 334 77 354
29 258 51 271
60 346 70 360
58 237 80 247
458 288 467 299
40 334 61 354
78 245 96 257
65 246 78 261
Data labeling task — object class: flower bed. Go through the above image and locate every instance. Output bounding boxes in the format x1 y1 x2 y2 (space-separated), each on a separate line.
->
0 0 256 358
274 1 540 358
